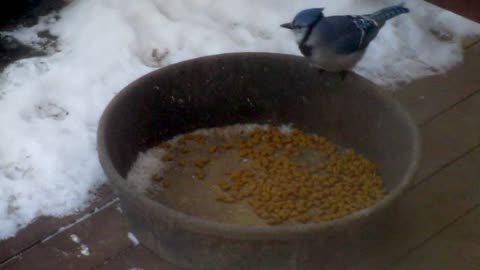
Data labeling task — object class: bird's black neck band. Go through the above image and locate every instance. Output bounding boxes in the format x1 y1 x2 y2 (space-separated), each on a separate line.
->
300 16 323 49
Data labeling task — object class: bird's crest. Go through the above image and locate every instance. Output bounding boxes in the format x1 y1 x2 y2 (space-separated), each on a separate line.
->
292 8 325 28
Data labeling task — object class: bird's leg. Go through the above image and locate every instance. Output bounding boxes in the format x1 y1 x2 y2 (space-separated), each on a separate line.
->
339 71 348 81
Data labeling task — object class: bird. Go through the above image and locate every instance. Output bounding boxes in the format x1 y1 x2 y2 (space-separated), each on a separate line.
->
281 4 410 78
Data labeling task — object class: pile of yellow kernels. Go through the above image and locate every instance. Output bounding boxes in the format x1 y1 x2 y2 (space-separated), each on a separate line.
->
156 126 385 225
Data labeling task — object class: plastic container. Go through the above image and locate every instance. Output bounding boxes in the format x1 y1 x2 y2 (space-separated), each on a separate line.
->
97 53 420 270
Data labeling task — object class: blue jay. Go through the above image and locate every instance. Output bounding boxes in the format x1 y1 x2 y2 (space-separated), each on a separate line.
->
281 4 409 76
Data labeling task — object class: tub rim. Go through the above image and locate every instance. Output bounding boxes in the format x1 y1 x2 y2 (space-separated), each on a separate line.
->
97 52 421 240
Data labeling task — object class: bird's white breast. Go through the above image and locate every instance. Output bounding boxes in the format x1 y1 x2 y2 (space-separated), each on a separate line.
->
308 44 365 72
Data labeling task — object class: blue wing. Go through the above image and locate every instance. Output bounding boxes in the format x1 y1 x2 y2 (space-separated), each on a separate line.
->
314 15 380 54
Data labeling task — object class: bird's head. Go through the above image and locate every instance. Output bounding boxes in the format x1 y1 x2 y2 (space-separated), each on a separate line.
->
281 8 325 43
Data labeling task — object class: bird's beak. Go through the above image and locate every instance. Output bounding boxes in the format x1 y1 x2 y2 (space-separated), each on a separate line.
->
280 23 294 29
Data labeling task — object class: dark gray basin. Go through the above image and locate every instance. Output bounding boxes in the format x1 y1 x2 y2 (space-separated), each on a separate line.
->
97 53 420 270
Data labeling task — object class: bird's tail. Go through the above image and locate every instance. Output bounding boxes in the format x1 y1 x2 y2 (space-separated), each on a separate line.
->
366 3 409 25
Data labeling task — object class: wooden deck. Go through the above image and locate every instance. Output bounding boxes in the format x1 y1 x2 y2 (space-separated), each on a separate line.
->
1 40 480 270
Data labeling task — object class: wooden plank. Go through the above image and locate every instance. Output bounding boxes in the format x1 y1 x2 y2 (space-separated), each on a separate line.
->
0 184 116 264
93 143 480 270
344 146 480 269
5 147 478 270
1 24 479 270
395 44 480 125
424 0 480 23
95 246 181 270
1 199 132 270
414 91 480 183
3 74 480 269
390 206 480 270
463 36 480 49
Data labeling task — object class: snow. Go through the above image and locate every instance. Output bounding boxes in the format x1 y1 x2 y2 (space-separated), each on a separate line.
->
70 234 80 243
128 232 140 246
127 149 167 193
0 0 479 240
80 244 90 256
